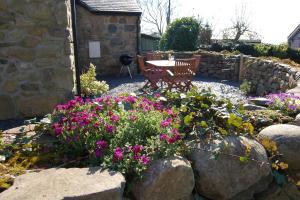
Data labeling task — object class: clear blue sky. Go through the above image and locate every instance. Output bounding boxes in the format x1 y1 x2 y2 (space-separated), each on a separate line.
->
176 0 300 44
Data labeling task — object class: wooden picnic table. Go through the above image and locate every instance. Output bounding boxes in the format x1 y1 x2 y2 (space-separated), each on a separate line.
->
146 60 175 68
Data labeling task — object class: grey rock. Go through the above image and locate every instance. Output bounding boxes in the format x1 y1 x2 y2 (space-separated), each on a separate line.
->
243 103 267 111
258 124 300 170
294 113 300 126
132 156 194 200
108 24 117 33
255 182 300 200
0 168 125 200
249 97 271 107
190 136 272 200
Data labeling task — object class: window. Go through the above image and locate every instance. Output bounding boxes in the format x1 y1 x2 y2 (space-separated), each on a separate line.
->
89 41 101 58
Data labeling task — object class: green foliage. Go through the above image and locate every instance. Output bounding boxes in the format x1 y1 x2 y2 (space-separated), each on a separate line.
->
269 44 288 59
240 80 251 95
49 95 185 178
160 17 200 51
254 43 271 57
162 89 254 140
80 63 109 97
207 42 300 65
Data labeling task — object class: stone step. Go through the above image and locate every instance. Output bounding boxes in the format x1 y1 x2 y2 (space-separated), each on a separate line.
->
0 168 125 200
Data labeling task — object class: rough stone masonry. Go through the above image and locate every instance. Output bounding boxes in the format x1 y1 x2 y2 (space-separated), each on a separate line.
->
0 0 76 120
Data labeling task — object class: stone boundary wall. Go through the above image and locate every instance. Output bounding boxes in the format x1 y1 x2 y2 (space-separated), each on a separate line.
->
159 51 300 95
242 57 300 96
0 0 76 120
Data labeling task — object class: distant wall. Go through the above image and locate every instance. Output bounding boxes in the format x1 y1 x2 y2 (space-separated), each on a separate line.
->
0 0 76 120
76 5 140 76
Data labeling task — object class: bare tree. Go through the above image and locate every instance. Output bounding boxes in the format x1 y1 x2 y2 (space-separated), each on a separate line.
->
138 0 175 36
222 3 259 42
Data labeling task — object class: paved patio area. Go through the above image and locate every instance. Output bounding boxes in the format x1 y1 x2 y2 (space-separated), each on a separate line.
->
101 74 245 102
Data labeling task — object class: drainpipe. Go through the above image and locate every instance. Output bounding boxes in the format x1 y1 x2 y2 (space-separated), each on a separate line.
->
136 15 141 73
71 0 81 96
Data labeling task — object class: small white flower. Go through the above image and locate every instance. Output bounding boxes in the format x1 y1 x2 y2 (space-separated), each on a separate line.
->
159 97 167 101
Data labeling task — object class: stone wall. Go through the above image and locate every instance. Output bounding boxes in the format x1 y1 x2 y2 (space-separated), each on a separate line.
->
76 6 140 76
242 57 300 96
0 0 76 120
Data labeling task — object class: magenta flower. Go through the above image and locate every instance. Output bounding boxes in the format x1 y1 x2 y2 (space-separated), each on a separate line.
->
133 145 144 154
113 147 124 161
140 155 150 165
110 115 120 123
96 140 107 149
95 149 103 158
105 124 115 133
167 137 176 144
154 93 161 98
160 134 168 141
126 96 136 104
52 123 63 136
160 118 172 127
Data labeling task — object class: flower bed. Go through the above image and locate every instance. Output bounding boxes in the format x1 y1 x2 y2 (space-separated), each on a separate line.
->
266 93 300 116
50 95 185 177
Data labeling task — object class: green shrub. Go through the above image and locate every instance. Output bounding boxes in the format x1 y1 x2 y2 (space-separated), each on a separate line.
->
80 64 109 97
235 43 255 56
254 44 271 57
240 80 251 95
160 17 200 51
269 44 288 59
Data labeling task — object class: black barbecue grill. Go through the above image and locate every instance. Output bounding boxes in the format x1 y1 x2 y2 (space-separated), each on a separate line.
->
119 54 133 78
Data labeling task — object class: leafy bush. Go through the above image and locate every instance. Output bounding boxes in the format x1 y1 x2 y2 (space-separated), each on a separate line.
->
162 89 254 138
235 43 255 56
254 44 271 57
160 17 200 51
240 80 252 95
80 64 109 97
269 44 288 59
50 95 185 177
266 93 300 116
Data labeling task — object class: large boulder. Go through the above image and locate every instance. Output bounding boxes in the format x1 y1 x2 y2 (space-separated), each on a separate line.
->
255 181 300 200
258 124 300 171
132 156 194 200
249 97 271 107
294 113 300 126
0 168 125 200
189 136 272 200
2 124 57 145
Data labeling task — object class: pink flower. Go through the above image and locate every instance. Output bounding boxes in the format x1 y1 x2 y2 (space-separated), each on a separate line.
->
133 145 144 154
95 149 103 158
110 115 120 123
160 118 172 127
114 97 122 103
93 122 100 128
129 115 137 121
105 124 115 133
52 123 63 136
140 155 150 165
167 137 176 144
126 96 136 104
96 140 107 149
160 134 168 141
113 147 123 161
154 93 161 98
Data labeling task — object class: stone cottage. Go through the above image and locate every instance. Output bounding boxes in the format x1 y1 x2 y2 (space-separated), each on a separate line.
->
76 0 142 76
0 0 142 120
288 24 300 50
